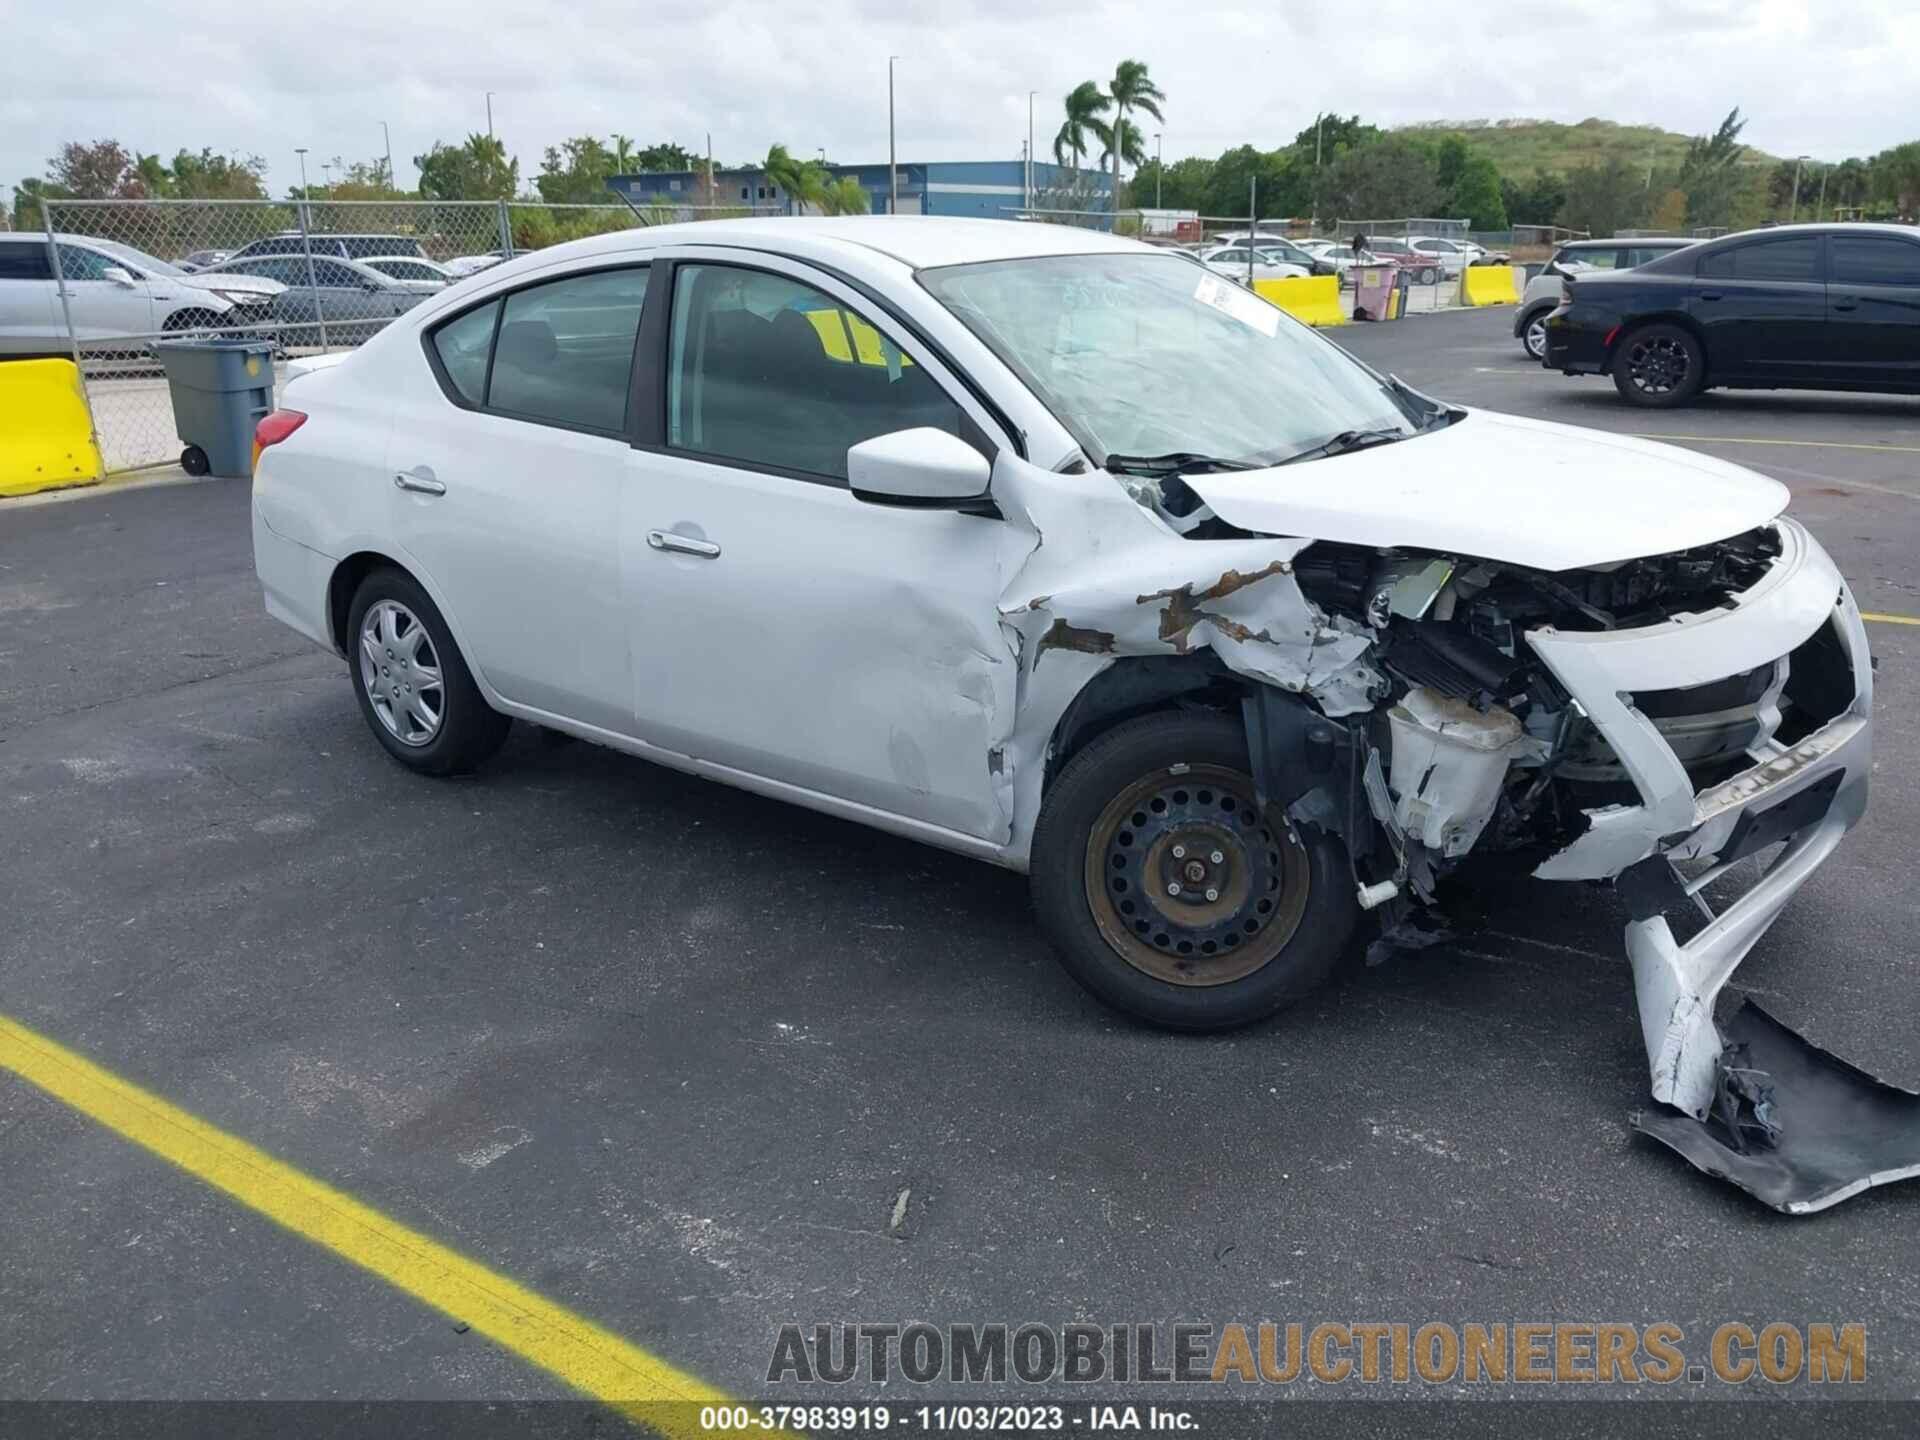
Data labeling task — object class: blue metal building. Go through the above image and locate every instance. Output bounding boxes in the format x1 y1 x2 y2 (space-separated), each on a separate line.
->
607 159 1112 220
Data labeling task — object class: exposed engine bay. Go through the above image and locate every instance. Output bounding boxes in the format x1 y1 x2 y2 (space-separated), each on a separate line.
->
1004 438 1888 1212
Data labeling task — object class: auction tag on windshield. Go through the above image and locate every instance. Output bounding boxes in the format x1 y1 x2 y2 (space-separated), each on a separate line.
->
1193 273 1281 337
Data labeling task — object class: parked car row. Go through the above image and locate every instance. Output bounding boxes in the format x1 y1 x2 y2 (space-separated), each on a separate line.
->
1543 222 1920 407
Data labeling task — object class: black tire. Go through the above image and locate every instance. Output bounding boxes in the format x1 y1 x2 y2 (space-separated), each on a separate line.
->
1417 266 1438 285
345 567 509 776
1611 322 1706 407
163 307 223 335
179 445 210 476
1030 711 1357 1031
1520 308 1552 360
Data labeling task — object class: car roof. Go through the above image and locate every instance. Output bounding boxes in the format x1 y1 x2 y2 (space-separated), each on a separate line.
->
526 216 1149 273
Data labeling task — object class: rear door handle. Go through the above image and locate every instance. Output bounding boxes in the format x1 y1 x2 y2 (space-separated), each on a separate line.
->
1832 297 1860 312
647 529 720 558
394 469 445 495
1698 291 1723 302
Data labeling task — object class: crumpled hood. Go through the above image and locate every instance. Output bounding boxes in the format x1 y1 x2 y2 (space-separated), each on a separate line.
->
1184 409 1789 571
178 272 283 299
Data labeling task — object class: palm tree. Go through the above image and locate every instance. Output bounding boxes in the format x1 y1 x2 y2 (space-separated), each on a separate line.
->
763 144 829 214
1053 82 1112 172
818 177 871 216
610 134 636 173
1105 60 1166 218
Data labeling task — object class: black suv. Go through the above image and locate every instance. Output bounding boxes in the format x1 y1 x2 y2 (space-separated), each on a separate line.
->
1543 223 1920 407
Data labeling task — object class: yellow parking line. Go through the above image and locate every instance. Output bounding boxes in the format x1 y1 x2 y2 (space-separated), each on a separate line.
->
1633 432 1920 455
0 1013 748 1437
1863 612 1920 627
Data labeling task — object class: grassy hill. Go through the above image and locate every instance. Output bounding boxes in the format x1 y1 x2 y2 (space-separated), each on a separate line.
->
1396 118 1781 178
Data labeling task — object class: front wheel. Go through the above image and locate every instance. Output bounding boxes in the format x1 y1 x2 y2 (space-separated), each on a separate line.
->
1521 311 1550 360
1030 711 1357 1031
1611 322 1706 407
346 568 509 775
1417 266 1438 285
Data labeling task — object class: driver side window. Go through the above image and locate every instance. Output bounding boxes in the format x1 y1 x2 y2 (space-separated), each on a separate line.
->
664 264 969 483
56 245 117 282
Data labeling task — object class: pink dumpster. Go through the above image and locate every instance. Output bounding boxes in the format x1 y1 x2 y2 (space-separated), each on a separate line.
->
1352 262 1400 322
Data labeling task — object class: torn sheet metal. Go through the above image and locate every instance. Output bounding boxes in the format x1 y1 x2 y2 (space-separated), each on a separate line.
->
1633 1000 1920 1214
992 454 1382 719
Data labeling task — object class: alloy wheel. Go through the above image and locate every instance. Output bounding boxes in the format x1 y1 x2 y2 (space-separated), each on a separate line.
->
1625 334 1692 395
358 599 445 746
1525 316 1548 359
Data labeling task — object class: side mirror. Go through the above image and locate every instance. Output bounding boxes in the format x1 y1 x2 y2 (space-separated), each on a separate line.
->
101 266 137 288
848 427 991 509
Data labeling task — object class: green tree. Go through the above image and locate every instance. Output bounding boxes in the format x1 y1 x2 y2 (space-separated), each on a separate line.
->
818 177 870 216
1319 136 1442 221
763 144 827 214
536 135 616 204
168 148 270 199
10 177 73 229
1825 156 1872 211
1500 170 1567 225
1104 59 1166 210
414 134 518 201
48 139 146 197
1202 145 1294 220
1679 107 1748 229
1053 81 1112 171
1558 155 1649 235
630 141 696 172
1871 141 1920 216
1448 153 1507 229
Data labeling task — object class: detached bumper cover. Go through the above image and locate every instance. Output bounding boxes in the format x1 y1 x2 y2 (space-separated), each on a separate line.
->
1522 521 1891 1206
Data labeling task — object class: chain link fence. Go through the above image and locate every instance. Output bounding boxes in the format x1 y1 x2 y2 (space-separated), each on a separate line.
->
38 197 778 474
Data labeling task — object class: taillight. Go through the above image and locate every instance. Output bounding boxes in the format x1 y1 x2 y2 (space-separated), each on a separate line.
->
252 409 307 471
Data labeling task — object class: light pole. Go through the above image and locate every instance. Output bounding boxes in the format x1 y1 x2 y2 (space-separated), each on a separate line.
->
295 147 310 198
381 121 394 190
1313 112 1325 229
1027 90 1037 211
322 161 334 196
1790 154 1808 222
1817 161 1829 223
1153 131 1162 209
888 57 900 213
486 92 495 140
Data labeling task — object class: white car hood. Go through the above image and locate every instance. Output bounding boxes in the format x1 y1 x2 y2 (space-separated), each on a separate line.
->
178 272 282 298
1184 409 1789 571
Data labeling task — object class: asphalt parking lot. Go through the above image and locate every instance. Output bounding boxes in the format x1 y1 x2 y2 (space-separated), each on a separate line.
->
3 304 1918 1428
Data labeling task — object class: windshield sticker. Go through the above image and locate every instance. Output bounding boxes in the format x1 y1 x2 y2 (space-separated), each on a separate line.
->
1193 274 1280 338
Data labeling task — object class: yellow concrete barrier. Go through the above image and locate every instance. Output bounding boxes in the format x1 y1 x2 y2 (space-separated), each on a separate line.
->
0 358 102 497
1460 265 1521 307
1253 275 1347 328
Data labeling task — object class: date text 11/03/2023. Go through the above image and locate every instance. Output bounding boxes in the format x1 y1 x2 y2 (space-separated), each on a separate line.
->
699 1406 1197 1432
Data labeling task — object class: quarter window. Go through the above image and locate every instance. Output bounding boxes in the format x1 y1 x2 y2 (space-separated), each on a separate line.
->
430 267 648 432
665 264 965 481
1699 237 1820 282
1831 236 1920 287
0 242 54 281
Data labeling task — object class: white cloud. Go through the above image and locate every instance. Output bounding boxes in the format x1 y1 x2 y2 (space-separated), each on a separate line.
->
3 0 1913 198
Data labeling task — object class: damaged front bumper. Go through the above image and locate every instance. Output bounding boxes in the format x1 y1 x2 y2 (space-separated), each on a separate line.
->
1522 520 1885 1205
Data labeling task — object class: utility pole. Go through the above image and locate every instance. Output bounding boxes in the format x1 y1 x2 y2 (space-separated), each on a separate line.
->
706 131 714 206
888 57 900 213
1312 112 1325 229
1153 131 1162 209
381 121 394 190
321 161 334 196
1027 90 1037 211
295 147 310 198
1816 161 1829 223
486 92 495 140
1790 154 1808 222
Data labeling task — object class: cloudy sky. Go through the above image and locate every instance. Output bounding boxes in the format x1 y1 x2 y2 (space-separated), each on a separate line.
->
3 0 1913 195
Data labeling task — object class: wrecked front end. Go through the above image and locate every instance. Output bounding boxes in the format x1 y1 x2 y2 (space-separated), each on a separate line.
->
1290 517 1884 1210
1006 453 1886 1209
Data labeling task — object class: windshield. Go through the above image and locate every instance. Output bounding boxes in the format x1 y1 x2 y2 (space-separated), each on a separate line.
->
919 252 1424 466
94 239 186 278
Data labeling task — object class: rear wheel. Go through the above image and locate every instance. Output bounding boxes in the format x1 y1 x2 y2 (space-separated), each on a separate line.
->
1612 322 1706 407
1521 310 1551 360
1417 265 1438 285
346 568 509 775
1030 712 1356 1031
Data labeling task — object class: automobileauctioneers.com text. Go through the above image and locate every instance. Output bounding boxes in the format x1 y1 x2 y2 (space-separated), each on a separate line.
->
766 1320 1867 1388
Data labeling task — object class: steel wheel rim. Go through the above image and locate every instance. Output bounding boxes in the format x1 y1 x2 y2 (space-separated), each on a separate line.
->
358 600 444 746
1525 318 1548 357
1626 335 1690 394
1084 763 1312 987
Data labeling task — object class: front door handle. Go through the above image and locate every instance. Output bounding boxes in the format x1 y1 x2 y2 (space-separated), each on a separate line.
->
394 469 445 495
1832 297 1860 312
1698 290 1724 302
647 529 720 558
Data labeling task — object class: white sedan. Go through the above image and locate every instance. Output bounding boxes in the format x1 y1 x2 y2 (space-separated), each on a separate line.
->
252 218 1871 1129
1196 243 1309 283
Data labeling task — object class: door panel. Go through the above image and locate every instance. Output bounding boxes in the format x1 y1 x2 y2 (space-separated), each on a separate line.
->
389 266 650 732
55 244 155 337
1689 235 1826 382
622 257 1021 839
1826 234 1920 387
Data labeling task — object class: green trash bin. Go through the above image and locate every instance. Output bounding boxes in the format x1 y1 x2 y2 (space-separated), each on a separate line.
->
153 339 276 478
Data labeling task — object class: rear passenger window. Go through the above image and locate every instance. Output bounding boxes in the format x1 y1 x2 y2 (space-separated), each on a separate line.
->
665 265 965 482
484 268 649 432
0 242 54 281
1831 236 1920 287
1700 237 1820 282
431 300 499 405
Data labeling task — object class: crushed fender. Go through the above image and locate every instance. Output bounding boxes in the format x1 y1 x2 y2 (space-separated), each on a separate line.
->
1632 1000 1920 1213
